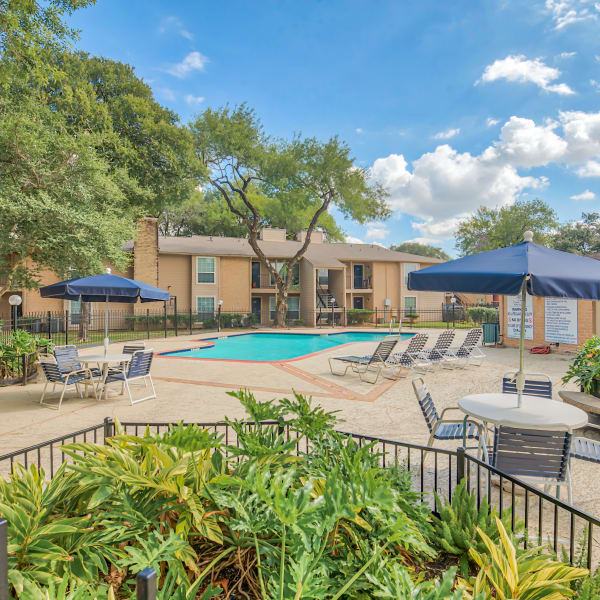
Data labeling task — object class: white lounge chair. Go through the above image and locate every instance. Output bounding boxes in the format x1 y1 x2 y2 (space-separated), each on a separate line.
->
385 332 429 378
417 329 456 369
329 335 400 384
443 328 485 368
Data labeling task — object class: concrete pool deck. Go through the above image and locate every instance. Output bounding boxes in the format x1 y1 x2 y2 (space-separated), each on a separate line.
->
0 327 598 520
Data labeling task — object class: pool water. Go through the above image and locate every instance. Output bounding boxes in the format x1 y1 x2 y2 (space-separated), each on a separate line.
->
160 331 414 362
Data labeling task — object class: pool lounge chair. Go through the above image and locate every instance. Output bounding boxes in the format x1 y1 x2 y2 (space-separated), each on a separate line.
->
329 335 399 384
417 329 456 369
386 332 429 378
442 328 485 368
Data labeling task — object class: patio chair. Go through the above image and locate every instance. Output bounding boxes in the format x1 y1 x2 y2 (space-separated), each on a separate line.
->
329 335 399 384
442 328 485 368
417 329 456 369
101 349 156 405
386 333 429 377
491 426 572 503
570 437 600 463
39 359 97 410
412 377 486 458
54 345 102 378
502 371 552 399
107 342 147 376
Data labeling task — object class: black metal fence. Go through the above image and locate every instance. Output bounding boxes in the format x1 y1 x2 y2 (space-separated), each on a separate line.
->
0 351 38 388
0 417 598 600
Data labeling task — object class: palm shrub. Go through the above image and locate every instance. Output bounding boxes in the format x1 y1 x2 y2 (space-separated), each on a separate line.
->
432 479 524 576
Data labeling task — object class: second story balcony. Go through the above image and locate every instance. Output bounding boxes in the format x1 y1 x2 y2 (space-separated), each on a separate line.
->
346 263 372 290
252 266 300 291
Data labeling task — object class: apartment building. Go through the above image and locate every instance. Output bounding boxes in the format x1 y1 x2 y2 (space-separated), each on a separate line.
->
3 218 447 326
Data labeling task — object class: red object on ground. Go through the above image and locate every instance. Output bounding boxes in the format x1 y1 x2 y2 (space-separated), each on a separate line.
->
530 345 551 354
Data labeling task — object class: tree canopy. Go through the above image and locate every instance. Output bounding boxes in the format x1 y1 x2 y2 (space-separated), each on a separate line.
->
550 212 600 256
454 199 558 256
390 242 450 260
190 104 389 324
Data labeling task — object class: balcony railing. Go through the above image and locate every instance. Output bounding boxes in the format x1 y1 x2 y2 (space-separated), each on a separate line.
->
252 274 300 290
346 275 372 289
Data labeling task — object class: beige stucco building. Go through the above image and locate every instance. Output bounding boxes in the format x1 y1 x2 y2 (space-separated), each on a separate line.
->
3 219 447 327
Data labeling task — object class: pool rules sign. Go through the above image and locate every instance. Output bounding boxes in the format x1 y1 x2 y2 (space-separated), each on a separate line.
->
544 298 578 345
506 293 534 340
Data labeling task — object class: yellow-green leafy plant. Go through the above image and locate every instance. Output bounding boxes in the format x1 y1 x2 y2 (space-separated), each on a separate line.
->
459 518 588 599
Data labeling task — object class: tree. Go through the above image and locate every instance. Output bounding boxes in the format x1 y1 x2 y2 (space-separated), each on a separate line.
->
159 188 345 240
190 105 389 325
0 100 135 298
390 241 450 260
455 199 558 256
550 212 600 255
44 52 203 214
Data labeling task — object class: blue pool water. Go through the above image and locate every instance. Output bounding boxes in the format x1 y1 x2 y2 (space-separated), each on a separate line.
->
160 331 414 362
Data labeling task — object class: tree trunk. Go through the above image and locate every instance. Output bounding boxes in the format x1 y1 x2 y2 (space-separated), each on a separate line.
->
274 282 289 327
78 301 89 342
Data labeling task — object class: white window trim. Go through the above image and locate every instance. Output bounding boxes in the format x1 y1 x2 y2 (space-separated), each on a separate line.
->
195 295 217 314
403 263 419 286
403 296 418 311
195 256 217 285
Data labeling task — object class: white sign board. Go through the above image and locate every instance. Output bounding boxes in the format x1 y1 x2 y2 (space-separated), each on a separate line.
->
544 298 578 345
506 293 534 340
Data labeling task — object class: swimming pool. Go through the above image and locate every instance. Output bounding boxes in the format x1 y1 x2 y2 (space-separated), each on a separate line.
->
159 331 414 362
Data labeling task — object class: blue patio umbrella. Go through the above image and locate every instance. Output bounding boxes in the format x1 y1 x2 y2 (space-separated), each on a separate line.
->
40 269 170 350
408 231 600 406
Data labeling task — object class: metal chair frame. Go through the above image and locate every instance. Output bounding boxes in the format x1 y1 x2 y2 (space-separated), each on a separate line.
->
502 371 553 399
39 359 97 410
102 350 156 405
443 328 485 368
385 333 430 378
417 329 456 369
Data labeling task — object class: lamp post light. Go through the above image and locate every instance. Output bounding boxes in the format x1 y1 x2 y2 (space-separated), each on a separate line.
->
450 295 457 327
330 296 336 328
217 299 223 332
8 295 22 332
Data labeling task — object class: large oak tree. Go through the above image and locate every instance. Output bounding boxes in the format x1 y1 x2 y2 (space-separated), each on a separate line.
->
191 105 389 325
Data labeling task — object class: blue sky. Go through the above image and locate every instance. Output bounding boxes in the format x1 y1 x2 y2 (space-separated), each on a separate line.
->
68 0 600 255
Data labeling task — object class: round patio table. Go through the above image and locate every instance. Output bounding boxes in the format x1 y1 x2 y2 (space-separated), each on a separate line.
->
458 393 588 433
79 353 132 398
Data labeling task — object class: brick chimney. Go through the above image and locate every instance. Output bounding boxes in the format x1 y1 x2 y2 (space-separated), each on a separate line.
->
259 228 287 241
134 217 159 286
296 230 323 243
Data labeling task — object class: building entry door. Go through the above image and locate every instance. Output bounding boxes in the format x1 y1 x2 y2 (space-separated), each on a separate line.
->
353 264 364 288
251 297 261 323
353 297 363 309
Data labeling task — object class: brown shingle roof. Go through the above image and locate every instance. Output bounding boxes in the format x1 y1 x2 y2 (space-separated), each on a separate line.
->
131 235 444 264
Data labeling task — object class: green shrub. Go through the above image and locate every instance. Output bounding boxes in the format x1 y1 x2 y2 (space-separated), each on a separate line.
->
347 308 374 324
432 479 524 576
246 312 259 326
202 317 217 329
466 306 498 324
0 330 52 380
220 313 244 328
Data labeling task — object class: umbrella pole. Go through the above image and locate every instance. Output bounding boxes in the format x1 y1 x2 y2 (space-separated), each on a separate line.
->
517 278 528 408
104 293 109 354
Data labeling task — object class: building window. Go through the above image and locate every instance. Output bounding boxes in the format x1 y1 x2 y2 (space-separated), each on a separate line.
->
404 263 419 286
70 299 82 325
269 296 300 321
196 297 215 318
196 257 215 283
403 296 417 314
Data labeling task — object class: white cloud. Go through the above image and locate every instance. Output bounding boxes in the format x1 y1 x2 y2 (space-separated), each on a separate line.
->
365 222 389 240
558 51 577 58
345 236 365 244
478 55 575 95
184 93 205 105
432 128 460 140
486 117 500 127
482 116 568 168
167 52 209 78
158 16 193 40
355 128 364 134
156 87 176 101
560 110 600 162
545 0 599 29
570 189 596 200
576 160 600 177
591 79 600 91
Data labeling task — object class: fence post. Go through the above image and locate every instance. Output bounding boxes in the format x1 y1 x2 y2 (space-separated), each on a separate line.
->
173 297 178 337
456 446 466 483
64 311 69 346
47 311 52 342
375 307 378 327
146 309 150 340
21 353 27 386
136 568 156 600
0 519 7 600
103 417 113 441
163 302 167 339
189 306 193 335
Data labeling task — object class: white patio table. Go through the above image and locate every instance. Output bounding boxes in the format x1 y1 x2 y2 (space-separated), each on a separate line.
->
458 392 588 453
79 353 132 398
